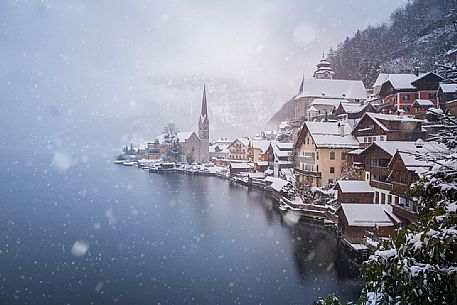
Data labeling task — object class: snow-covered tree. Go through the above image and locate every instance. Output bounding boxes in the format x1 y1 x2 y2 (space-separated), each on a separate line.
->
359 110 457 304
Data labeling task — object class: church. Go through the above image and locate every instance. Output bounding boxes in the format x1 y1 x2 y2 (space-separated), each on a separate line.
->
182 86 210 163
293 55 367 123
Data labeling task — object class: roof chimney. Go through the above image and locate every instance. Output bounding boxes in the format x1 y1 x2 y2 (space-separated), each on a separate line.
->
414 67 420 77
338 122 344 137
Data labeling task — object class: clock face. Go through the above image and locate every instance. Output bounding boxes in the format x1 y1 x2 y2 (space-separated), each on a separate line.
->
324 72 330 78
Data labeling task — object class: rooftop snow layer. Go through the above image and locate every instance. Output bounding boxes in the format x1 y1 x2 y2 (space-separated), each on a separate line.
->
337 180 373 193
295 78 367 100
306 121 359 148
340 204 394 227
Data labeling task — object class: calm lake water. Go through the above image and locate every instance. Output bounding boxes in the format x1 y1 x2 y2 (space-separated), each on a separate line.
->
0 150 362 305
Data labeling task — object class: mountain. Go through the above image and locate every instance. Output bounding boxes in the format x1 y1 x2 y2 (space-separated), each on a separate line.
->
145 77 288 140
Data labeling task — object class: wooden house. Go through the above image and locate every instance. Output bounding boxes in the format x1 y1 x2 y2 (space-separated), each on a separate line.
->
336 204 397 244
335 180 374 206
352 113 426 148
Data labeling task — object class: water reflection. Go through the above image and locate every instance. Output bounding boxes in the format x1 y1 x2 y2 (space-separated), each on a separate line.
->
0 154 362 305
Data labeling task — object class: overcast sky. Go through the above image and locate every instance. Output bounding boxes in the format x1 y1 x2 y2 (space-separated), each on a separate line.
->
0 0 406 149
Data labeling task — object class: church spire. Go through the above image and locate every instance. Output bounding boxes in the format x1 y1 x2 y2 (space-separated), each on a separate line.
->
198 85 209 141
298 74 304 95
200 84 207 119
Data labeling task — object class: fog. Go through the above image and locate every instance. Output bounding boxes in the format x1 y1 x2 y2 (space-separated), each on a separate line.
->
0 0 405 154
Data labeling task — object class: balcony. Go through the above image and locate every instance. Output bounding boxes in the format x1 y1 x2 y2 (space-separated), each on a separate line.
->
391 181 411 195
370 180 392 191
369 166 390 176
393 204 417 223
295 168 322 177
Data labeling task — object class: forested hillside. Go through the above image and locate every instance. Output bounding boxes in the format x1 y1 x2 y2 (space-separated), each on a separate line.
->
328 0 457 87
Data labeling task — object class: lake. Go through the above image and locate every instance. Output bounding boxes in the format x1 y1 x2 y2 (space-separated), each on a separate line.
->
0 150 362 304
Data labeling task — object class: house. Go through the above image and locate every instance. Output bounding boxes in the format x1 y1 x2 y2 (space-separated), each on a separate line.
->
378 72 443 114
386 147 433 223
249 140 271 163
265 142 294 177
228 138 250 160
336 204 397 244
229 162 253 176
335 180 374 206
445 99 457 116
410 99 435 119
307 98 349 121
438 83 457 108
294 121 359 187
209 138 232 160
264 177 291 199
334 102 376 126
359 140 445 223
352 112 426 148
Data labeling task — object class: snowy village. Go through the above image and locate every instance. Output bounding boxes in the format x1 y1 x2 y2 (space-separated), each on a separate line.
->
117 53 456 261
2 0 457 305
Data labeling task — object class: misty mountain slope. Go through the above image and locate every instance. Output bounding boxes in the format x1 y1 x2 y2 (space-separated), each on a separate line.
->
145 77 287 140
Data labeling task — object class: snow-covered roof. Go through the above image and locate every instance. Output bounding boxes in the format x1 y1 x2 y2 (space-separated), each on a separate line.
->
230 163 252 169
306 122 359 149
368 141 419 157
373 73 390 87
251 140 270 152
413 99 434 106
340 103 364 113
308 105 318 112
384 73 424 90
265 177 290 192
310 98 348 107
277 143 293 150
361 113 423 132
279 121 291 129
340 204 394 227
337 180 373 193
295 78 367 100
439 83 457 93
228 137 250 148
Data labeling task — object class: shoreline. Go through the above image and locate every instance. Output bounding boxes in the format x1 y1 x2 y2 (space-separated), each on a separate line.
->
119 161 370 262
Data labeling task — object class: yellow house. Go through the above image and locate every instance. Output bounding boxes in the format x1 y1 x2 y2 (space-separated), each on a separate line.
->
294 121 359 187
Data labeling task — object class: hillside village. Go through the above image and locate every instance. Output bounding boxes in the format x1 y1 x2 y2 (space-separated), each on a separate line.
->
117 52 457 257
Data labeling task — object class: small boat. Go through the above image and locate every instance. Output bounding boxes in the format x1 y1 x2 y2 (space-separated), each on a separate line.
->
149 166 159 173
158 162 176 173
123 161 136 166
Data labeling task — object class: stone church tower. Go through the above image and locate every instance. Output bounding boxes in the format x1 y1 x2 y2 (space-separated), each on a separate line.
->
198 85 209 141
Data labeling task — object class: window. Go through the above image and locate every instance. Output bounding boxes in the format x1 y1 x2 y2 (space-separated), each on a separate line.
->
328 179 334 185
307 138 309 145
364 137 368 143
316 165 319 172
380 136 385 141
341 152 346 160
316 152 319 160
330 167 335 173
429 92 436 99
403 94 410 100
330 151 335 160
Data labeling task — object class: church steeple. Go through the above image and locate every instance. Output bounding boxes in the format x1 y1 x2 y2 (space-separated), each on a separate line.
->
198 85 209 141
298 74 304 95
313 52 335 79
